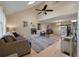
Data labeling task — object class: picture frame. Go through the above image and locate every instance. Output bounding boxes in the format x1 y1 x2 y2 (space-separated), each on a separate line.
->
23 21 28 27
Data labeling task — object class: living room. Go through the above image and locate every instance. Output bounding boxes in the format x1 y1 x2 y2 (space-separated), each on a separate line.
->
0 1 78 57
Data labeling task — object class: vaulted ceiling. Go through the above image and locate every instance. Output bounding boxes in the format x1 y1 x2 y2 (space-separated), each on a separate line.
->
0 1 77 22
36 1 77 21
0 1 42 15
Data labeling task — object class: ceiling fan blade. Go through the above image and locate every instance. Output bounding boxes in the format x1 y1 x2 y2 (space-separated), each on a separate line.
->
35 9 42 11
38 12 42 14
46 10 53 12
42 4 47 10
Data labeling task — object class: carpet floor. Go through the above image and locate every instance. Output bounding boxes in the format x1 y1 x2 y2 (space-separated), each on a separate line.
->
30 36 58 53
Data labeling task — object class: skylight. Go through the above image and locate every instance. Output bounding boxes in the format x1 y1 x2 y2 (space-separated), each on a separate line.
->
28 1 35 5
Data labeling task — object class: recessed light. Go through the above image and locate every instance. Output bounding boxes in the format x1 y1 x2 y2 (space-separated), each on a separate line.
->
28 1 35 5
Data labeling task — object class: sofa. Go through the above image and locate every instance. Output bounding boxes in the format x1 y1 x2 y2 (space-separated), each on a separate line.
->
0 32 31 57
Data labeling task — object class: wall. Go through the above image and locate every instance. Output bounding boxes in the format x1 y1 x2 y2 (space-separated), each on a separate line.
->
7 7 38 38
77 2 79 57
39 22 61 35
51 23 61 35
40 21 73 35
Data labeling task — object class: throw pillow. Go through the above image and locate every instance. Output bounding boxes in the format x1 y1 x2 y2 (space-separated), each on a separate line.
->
3 36 16 43
12 32 20 37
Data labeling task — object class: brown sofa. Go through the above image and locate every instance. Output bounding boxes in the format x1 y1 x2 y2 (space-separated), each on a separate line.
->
0 32 31 57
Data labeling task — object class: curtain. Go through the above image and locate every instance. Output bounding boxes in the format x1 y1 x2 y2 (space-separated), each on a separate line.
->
0 22 3 37
0 7 6 37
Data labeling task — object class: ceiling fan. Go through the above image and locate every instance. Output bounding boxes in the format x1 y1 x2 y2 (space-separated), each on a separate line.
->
35 4 54 15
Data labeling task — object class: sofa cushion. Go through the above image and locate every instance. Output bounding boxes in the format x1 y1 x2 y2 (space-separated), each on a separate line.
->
16 36 25 40
0 39 5 44
2 32 16 39
6 32 15 37
3 36 16 43
12 32 20 37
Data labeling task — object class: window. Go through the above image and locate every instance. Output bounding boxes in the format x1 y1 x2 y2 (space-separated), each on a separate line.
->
0 7 6 37
0 22 3 37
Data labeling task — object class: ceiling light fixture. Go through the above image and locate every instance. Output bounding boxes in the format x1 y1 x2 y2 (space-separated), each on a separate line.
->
28 1 35 5
56 23 61 25
71 20 77 22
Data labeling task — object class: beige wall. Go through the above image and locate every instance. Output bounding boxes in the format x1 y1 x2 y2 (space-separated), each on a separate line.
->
77 2 79 57
7 7 38 38
39 22 61 35
51 23 61 35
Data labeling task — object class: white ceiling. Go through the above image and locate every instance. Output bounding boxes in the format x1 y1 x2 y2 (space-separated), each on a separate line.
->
0 1 42 15
0 1 77 22
37 1 77 21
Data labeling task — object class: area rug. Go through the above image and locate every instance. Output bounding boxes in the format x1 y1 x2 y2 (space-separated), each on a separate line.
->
30 36 58 53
